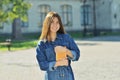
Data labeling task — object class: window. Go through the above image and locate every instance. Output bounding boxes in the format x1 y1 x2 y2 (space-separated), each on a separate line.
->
61 5 72 26
0 23 3 29
0 4 3 29
21 21 28 27
80 5 92 26
21 18 29 28
21 12 29 27
39 5 51 27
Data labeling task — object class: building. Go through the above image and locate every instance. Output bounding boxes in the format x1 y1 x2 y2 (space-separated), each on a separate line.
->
0 0 120 34
83 0 120 32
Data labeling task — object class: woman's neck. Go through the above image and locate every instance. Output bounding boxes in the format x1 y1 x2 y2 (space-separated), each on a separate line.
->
50 32 57 41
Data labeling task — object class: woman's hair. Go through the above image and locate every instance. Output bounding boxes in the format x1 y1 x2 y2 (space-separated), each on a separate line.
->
39 11 66 41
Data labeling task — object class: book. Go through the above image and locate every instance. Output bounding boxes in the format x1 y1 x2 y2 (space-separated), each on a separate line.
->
56 52 67 61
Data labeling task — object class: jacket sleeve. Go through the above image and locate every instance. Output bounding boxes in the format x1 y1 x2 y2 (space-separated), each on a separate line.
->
66 34 80 61
36 41 56 71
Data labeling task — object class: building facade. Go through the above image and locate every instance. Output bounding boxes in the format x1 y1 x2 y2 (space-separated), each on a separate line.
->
0 0 120 34
94 0 120 31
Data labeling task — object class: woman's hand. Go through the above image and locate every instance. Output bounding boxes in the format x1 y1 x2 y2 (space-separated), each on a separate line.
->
54 59 68 67
54 46 67 53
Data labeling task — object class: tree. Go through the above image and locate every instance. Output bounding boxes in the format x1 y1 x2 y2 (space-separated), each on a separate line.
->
0 0 31 39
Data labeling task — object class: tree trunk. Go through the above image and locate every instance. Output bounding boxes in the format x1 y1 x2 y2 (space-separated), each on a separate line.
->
12 18 22 40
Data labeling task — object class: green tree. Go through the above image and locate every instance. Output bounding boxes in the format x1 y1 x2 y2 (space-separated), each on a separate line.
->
0 0 31 39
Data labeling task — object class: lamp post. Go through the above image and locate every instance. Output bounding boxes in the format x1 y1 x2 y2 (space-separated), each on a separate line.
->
81 0 87 37
92 0 97 36
80 0 97 36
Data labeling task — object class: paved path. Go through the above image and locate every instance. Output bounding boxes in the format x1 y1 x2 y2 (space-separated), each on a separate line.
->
0 38 120 80
80 35 120 41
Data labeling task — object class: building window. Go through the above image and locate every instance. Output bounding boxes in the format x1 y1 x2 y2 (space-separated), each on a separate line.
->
21 11 29 27
39 5 51 27
0 23 3 29
80 5 92 26
0 4 3 29
21 21 28 27
61 5 72 27
21 19 29 27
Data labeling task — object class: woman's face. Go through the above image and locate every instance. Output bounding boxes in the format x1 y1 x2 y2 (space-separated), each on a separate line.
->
50 17 60 33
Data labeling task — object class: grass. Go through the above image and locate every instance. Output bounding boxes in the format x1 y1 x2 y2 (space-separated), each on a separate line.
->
0 31 120 51
68 32 83 39
0 40 38 51
68 31 95 39
0 33 39 51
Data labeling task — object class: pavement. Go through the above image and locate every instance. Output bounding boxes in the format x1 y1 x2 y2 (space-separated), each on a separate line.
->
80 35 120 41
0 36 120 80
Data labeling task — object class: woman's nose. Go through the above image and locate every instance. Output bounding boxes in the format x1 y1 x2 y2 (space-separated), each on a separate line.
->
53 23 57 26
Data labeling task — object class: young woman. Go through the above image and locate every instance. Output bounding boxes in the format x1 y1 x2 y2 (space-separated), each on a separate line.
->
36 11 80 80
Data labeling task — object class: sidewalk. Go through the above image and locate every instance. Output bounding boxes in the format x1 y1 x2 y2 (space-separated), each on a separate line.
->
0 38 120 80
80 35 120 41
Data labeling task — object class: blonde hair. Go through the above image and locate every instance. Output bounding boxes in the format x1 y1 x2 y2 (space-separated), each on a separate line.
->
39 11 66 41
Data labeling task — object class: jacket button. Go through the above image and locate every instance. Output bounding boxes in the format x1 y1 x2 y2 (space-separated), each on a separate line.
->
61 74 64 77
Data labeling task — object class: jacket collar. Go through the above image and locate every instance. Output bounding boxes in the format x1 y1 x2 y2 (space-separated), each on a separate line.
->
56 33 63 40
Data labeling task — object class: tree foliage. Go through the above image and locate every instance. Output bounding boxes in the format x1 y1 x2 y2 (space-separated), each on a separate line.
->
0 0 31 24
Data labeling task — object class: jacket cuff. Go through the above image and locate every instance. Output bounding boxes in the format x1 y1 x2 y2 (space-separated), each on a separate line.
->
49 61 56 71
68 50 77 61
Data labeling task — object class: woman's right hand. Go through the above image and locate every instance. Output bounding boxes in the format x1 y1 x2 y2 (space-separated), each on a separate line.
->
54 46 67 53
54 59 68 67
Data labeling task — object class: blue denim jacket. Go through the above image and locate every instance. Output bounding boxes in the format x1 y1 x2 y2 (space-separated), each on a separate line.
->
36 33 80 80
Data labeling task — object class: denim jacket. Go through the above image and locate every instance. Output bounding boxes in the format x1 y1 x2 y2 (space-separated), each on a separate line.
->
36 33 80 80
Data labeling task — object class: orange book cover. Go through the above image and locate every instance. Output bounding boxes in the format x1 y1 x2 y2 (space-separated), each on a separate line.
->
56 52 67 61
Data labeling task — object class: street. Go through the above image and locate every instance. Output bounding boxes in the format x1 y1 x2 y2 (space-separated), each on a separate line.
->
0 40 120 80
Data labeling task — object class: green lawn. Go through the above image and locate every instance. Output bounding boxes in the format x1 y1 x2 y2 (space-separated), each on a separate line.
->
0 33 39 51
0 40 38 51
0 31 120 51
